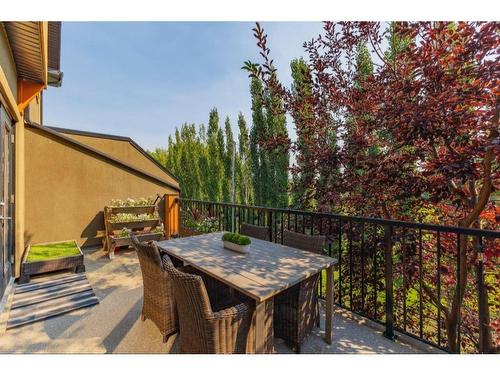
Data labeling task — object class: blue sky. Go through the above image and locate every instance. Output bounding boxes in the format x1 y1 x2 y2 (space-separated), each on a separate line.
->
43 22 324 151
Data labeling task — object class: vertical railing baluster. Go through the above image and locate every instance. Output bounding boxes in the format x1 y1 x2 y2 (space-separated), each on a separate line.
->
268 211 273 243
274 211 278 243
319 216 323 299
338 219 342 305
280 211 284 244
361 222 365 312
384 224 395 340
328 218 333 257
349 220 353 309
476 235 487 354
437 231 441 347
402 227 407 332
419 228 423 339
218 204 221 231
456 233 461 354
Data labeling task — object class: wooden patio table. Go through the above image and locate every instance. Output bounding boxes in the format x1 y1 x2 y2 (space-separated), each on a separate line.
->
157 231 337 354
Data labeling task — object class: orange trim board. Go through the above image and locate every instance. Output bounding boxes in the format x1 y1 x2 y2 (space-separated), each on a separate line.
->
17 79 44 113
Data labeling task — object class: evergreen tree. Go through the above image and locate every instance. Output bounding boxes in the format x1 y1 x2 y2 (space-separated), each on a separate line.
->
249 78 268 206
237 112 253 204
197 124 210 200
290 58 315 209
179 124 202 199
264 74 289 208
206 108 224 201
223 116 235 202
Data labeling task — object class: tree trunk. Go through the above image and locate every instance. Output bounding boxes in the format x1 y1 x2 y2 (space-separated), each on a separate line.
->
443 233 469 353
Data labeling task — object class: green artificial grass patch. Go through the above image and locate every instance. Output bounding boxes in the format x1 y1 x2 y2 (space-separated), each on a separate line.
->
26 241 80 263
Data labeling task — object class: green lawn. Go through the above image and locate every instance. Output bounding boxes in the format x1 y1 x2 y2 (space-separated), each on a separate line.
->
27 241 80 263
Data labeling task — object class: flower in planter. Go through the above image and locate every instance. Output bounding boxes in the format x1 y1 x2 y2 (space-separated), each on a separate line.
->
110 199 124 207
117 227 132 238
110 212 159 223
125 198 136 207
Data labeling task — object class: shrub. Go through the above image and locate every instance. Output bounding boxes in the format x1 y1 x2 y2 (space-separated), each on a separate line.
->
222 232 251 246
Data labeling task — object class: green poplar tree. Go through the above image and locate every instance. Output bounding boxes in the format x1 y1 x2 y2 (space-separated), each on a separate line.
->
237 112 253 204
223 116 236 202
264 74 289 208
206 108 224 201
197 123 210 200
249 78 268 206
290 58 315 209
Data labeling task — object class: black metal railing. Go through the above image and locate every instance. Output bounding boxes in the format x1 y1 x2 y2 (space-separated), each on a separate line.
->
178 198 500 353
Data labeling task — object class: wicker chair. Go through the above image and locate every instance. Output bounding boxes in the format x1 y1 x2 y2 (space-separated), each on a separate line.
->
273 230 326 353
163 261 253 354
131 235 178 343
240 223 271 241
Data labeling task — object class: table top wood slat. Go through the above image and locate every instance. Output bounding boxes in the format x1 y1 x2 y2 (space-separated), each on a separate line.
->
157 232 338 302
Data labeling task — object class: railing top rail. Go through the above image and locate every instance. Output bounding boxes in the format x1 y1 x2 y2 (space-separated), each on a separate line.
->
180 198 500 239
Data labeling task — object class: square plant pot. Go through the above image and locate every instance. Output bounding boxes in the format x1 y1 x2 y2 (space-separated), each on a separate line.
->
223 241 250 254
20 240 85 284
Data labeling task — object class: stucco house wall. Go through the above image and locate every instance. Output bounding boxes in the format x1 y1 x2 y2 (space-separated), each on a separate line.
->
24 125 179 248
55 128 179 188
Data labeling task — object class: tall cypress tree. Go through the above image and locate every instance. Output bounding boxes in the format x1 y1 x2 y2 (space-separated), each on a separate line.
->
264 74 289 208
207 108 224 201
237 112 253 204
249 78 268 206
223 116 235 202
290 58 315 209
197 123 209 200
178 123 202 199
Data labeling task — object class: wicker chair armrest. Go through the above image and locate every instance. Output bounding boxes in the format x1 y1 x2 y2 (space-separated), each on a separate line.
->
206 301 253 353
210 301 252 320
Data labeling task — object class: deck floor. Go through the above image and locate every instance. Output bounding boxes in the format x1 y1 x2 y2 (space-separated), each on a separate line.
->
0 246 424 354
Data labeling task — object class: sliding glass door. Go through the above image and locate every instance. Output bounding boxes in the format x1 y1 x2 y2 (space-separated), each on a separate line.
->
0 104 14 298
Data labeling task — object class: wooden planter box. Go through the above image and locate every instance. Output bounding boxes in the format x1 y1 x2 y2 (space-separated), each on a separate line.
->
110 219 160 230
108 205 156 215
20 240 85 284
180 227 203 237
104 203 164 260
110 232 163 247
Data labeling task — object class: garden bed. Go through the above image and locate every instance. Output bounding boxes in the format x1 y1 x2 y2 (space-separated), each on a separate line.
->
20 240 85 284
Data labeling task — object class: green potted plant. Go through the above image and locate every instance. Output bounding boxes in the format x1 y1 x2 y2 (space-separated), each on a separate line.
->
222 232 251 254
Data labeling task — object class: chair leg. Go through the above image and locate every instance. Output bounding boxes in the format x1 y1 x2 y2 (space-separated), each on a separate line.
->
316 301 320 327
141 314 146 322
163 334 168 343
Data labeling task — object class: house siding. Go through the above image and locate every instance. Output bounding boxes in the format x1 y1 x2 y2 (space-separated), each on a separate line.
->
24 126 179 248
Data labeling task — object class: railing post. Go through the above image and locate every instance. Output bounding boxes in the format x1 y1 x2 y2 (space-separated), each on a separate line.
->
476 236 490 354
267 211 273 242
383 224 396 340
164 194 179 239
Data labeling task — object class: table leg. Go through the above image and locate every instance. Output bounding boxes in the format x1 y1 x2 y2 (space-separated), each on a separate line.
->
248 298 274 353
325 264 334 345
